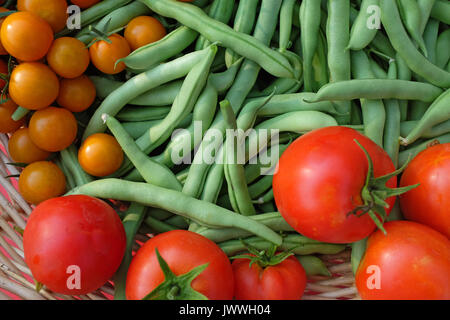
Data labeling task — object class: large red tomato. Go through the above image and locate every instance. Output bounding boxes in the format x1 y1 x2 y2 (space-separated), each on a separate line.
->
400 143 450 238
232 254 306 300
126 230 234 300
23 195 126 295
355 221 450 300
273 126 398 243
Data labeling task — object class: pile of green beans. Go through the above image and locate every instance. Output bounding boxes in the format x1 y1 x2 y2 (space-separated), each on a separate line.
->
60 0 449 268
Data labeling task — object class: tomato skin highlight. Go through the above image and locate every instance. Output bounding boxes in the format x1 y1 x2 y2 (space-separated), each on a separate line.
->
232 255 307 300
126 230 234 300
355 221 450 300
273 126 397 244
400 143 450 238
23 195 126 295
0 11 53 62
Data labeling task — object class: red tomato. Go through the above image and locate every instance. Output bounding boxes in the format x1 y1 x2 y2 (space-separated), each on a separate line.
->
23 195 126 295
273 126 397 243
232 255 307 300
400 143 450 238
126 230 234 300
355 221 450 300
70 0 100 9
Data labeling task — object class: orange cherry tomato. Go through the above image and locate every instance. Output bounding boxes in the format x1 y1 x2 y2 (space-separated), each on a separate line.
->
47 37 90 79
29 107 78 152
57 75 96 113
70 0 100 9
0 99 25 133
0 57 8 88
78 133 124 177
8 128 51 164
0 11 53 61
9 62 60 110
0 7 10 55
17 0 68 33
19 161 66 204
124 16 167 51
89 34 131 75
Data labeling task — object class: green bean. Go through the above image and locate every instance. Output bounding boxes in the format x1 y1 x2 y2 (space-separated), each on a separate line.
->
399 133 450 167
82 48 208 140
113 203 147 300
182 0 282 199
397 0 428 56
383 61 401 167
224 0 259 67
395 53 411 121
90 76 123 100
279 0 296 51
116 106 170 122
370 31 397 58
123 115 192 140
247 78 301 98
59 145 93 187
351 237 367 275
104 114 182 191
351 50 385 147
55 157 76 191
400 119 450 139
409 101 430 122
245 144 288 184
254 188 274 205
147 207 173 220
300 0 322 92
164 215 189 229
11 106 29 121
380 0 450 88
67 179 283 245
430 0 450 24
76 1 151 44
140 0 295 79
119 26 199 71
218 234 346 257
422 18 440 66
130 80 183 107
58 0 133 37
306 79 443 103
417 0 436 34
196 0 235 50
248 174 273 200
312 29 329 92
296 255 332 277
401 88 450 145
347 0 379 51
436 29 450 70
195 212 293 243
144 215 178 234
369 59 388 79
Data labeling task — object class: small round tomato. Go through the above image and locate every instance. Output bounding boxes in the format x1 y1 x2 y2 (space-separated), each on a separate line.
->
29 107 78 152
273 126 398 244
19 161 66 204
400 143 450 238
17 0 68 33
47 37 90 79
0 7 10 55
356 221 450 300
0 58 8 88
70 0 100 9
57 75 96 113
89 33 131 74
126 230 234 300
124 16 167 51
232 254 307 300
8 128 51 164
78 133 123 177
0 11 53 61
23 195 126 295
0 99 25 133
9 62 59 110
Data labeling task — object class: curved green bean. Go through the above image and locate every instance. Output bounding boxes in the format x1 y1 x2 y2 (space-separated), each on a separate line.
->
347 0 380 51
436 29 450 70
400 119 450 139
397 0 428 56
430 0 450 24
296 255 332 277
398 132 450 167
116 106 170 122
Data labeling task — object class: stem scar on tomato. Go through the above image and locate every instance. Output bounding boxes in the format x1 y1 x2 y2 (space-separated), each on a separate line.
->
347 139 419 234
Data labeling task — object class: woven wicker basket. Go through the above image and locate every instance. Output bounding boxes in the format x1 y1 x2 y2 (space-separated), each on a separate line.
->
0 133 359 300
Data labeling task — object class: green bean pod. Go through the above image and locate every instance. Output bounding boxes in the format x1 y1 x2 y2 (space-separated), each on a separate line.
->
296 255 332 277
82 48 208 140
58 0 133 37
76 1 151 44
398 132 450 167
380 0 450 88
140 0 295 79
436 29 450 70
218 234 347 257
401 88 450 145
279 0 296 51
104 114 182 191
116 106 170 122
11 106 30 121
67 179 283 245
417 0 436 34
400 119 450 139
395 53 412 121
397 0 428 56
430 0 450 25
59 145 93 188
347 0 380 51
307 79 443 103
195 212 293 243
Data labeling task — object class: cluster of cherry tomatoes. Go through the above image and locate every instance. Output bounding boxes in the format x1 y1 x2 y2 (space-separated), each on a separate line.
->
0 0 167 205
